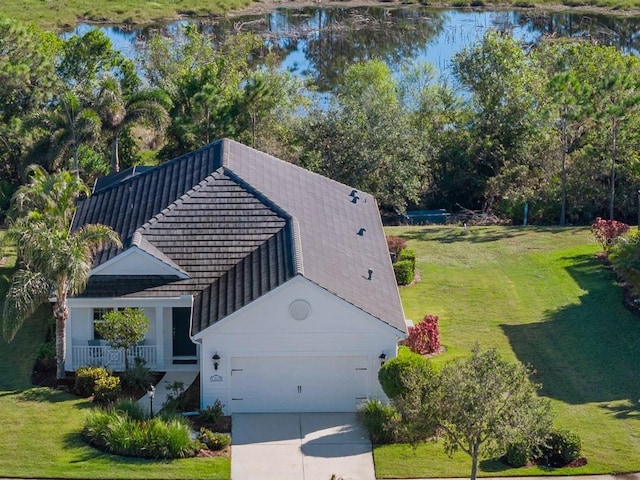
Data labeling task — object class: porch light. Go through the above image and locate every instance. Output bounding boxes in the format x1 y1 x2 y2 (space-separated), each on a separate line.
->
379 352 387 366
212 353 221 371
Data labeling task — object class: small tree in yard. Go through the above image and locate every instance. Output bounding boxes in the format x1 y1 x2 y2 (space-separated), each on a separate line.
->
427 345 552 480
96 308 148 370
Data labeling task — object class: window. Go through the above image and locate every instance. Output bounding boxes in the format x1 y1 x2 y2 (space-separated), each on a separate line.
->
92 307 125 340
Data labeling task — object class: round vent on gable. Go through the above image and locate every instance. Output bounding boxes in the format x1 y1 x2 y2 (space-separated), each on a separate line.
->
289 300 311 321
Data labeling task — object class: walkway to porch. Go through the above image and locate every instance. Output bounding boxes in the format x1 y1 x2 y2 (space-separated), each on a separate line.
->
137 370 199 415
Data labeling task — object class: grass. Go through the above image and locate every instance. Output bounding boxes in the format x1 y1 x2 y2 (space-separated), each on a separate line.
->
0 250 230 478
1 224 638 478
0 0 253 30
2 0 640 30
376 225 640 478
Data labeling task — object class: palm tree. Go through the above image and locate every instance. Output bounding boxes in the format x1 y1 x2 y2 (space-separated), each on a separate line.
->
2 167 121 379
97 77 171 173
49 91 102 176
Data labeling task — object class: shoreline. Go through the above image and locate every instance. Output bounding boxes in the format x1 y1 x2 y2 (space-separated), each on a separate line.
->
56 0 640 30
228 0 640 18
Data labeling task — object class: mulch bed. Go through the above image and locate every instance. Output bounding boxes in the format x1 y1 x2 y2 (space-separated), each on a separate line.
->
191 415 232 433
196 446 230 458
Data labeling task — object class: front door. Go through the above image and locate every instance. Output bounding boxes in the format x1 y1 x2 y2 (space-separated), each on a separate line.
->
172 307 196 360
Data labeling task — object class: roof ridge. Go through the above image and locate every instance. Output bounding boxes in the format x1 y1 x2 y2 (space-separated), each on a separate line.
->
224 138 376 201
88 140 225 198
289 217 304 275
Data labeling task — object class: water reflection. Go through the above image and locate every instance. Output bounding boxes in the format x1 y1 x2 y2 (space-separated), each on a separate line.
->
63 7 640 90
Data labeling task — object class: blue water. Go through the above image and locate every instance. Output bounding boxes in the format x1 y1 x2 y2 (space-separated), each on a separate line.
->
62 7 640 89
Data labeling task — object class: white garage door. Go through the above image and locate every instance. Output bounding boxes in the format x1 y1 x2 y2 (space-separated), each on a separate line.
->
229 355 369 413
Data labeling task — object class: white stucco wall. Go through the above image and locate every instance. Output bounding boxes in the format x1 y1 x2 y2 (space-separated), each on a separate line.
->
196 275 405 413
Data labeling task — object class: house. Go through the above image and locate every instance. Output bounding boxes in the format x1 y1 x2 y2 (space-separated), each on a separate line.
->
67 139 408 413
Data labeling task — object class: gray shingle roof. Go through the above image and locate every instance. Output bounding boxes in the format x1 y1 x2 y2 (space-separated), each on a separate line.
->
73 139 406 335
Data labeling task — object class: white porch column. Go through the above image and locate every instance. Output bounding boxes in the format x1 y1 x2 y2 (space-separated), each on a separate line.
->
155 307 164 370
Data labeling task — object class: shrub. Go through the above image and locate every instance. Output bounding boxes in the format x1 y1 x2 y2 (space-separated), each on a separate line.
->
146 416 196 458
406 315 441 355
609 230 640 296
386 235 407 258
120 358 154 393
398 248 416 268
198 428 231 450
358 399 399 444
591 217 629 250
83 408 197 458
199 399 225 425
94 375 121 403
378 346 434 399
113 398 146 421
542 429 582 466
35 341 56 370
506 441 530 467
393 259 414 285
75 366 110 397
83 409 113 448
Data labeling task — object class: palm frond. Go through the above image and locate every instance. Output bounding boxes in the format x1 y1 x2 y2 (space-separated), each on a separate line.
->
67 224 122 295
2 268 51 342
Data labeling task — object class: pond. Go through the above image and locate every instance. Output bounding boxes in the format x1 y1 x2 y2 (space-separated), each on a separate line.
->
65 6 640 91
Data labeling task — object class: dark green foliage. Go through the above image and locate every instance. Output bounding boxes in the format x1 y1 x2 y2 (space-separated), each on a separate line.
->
83 408 197 458
75 366 110 397
390 345 553 480
35 341 55 370
542 429 582 466
198 428 231 450
199 399 225 425
297 60 433 212
119 357 154 393
96 308 149 370
378 347 433 400
358 399 399 444
506 441 530 467
113 398 146 421
393 259 414 285
398 249 416 268
609 231 640 296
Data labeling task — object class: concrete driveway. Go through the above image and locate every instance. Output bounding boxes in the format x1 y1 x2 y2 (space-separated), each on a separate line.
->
231 413 375 480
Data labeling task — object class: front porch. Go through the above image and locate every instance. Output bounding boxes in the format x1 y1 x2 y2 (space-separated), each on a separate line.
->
67 296 199 372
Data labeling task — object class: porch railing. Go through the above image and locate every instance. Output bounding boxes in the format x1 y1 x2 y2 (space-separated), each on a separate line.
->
72 345 157 370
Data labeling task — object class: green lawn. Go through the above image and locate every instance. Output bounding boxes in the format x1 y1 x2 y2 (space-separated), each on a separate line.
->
2 225 638 478
0 253 230 479
376 225 640 478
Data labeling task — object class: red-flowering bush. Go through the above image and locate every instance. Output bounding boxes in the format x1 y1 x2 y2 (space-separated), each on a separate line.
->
406 314 441 355
386 236 407 258
591 217 629 250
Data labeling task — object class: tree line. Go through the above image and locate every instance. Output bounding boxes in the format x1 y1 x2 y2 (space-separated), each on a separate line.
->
3 16 640 224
